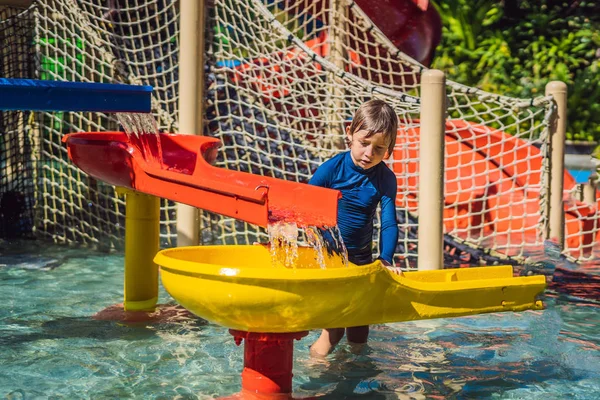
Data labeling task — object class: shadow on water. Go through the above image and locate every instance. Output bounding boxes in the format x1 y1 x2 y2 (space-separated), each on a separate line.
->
0 239 85 270
0 314 208 347
415 311 599 398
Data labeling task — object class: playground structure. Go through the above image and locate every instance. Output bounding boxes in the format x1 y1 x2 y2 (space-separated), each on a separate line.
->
2 0 599 265
394 119 600 256
57 77 545 398
156 246 545 333
0 1 586 398
0 75 547 398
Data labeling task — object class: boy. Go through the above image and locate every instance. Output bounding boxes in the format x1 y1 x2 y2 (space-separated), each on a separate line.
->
309 99 401 356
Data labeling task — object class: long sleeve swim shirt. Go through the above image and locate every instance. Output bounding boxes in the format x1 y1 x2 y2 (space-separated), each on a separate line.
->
309 151 399 264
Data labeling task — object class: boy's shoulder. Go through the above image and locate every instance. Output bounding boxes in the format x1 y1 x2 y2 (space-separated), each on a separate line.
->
318 151 347 169
327 151 347 164
310 151 348 186
377 162 398 191
377 161 396 179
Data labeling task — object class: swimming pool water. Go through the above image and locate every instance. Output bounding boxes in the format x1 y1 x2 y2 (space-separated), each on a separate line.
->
1 240 599 399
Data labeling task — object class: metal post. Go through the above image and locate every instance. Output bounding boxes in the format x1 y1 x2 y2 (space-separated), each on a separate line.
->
545 81 567 248
177 0 205 246
417 70 446 271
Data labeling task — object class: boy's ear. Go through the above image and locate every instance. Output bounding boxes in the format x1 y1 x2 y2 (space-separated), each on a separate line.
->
345 126 352 147
384 138 394 160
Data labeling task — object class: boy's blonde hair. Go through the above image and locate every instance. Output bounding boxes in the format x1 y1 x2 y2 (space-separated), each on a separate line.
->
347 99 398 156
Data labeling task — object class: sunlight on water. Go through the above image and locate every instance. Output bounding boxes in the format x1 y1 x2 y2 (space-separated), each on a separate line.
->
267 223 349 269
117 113 163 167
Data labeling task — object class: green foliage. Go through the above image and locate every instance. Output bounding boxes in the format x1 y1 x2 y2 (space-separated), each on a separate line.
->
431 0 600 142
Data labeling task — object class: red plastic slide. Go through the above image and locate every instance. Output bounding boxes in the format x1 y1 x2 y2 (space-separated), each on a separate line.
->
295 0 441 66
229 0 441 101
353 0 441 66
63 132 340 228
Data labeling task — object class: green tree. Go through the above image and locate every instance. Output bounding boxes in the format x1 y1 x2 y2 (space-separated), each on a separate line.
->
431 0 600 142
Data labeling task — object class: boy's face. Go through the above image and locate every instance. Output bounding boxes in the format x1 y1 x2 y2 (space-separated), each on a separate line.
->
346 127 390 170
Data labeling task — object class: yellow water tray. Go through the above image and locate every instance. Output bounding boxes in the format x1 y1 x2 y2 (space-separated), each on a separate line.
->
155 245 546 333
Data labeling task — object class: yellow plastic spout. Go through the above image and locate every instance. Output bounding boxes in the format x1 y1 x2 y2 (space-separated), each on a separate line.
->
120 188 160 311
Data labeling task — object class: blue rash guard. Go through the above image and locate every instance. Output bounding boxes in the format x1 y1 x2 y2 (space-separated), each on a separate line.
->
309 151 399 265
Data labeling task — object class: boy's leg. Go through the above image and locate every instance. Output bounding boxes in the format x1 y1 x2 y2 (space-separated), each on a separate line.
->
346 325 369 353
310 328 345 356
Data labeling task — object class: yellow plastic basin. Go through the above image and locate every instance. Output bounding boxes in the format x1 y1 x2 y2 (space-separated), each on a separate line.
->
155 245 546 333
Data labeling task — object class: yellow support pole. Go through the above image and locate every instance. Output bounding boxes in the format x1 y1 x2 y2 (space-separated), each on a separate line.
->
122 189 160 311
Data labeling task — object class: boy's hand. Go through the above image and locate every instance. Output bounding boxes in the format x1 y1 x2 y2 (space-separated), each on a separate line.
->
379 258 404 276
386 266 404 276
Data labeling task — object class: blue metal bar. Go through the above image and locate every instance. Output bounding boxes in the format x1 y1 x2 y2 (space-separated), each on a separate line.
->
0 78 153 113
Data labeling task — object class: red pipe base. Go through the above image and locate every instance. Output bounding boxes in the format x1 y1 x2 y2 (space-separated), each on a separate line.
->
217 329 315 400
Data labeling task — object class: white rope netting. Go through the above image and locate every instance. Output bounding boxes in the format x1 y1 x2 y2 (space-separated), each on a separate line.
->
33 0 179 248
202 0 563 265
1 0 597 262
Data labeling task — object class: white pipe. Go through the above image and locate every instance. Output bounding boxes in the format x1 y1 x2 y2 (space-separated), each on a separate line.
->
325 0 346 147
177 0 205 247
545 81 567 248
417 70 446 271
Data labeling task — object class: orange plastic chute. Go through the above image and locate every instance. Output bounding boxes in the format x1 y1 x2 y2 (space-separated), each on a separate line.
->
62 132 340 228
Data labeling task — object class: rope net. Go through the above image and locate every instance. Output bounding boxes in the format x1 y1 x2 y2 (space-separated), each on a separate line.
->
33 0 180 248
0 6 36 240
202 0 560 266
1 0 598 264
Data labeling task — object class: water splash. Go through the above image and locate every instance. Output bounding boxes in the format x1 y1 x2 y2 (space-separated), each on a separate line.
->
331 226 349 267
267 222 299 268
116 112 163 167
304 226 348 269
304 226 327 269
267 223 349 269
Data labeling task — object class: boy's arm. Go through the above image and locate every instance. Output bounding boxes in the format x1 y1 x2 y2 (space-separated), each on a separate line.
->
378 174 399 265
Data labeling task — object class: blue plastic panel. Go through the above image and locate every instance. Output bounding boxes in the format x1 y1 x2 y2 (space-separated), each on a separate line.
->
568 169 593 184
0 78 153 113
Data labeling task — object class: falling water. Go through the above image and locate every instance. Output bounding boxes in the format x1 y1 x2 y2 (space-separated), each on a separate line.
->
304 226 327 269
116 113 163 167
267 222 299 268
330 225 349 267
305 225 349 268
267 222 349 269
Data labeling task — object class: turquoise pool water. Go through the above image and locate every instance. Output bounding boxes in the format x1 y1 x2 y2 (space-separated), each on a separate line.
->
1 240 599 399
